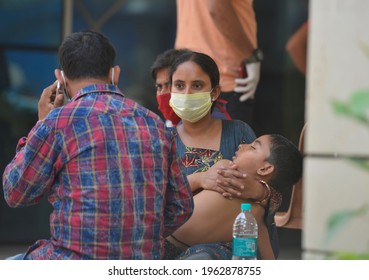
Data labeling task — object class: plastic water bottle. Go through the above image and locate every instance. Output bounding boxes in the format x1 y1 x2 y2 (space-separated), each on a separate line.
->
232 203 258 260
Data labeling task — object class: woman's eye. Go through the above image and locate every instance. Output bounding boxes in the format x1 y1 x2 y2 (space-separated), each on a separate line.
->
174 83 184 90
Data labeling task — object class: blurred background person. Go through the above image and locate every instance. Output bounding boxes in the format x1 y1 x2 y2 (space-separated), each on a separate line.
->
286 21 308 76
151 48 190 127
175 0 263 126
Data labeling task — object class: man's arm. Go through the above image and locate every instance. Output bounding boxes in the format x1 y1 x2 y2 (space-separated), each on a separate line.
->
2 122 56 207
208 0 261 101
163 133 194 237
3 82 64 207
286 22 308 75
208 0 254 55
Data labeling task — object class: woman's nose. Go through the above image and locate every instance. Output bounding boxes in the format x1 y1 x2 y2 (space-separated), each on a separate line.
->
183 86 192 94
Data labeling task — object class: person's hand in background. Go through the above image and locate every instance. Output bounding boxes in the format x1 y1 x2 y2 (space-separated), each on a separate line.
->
234 61 261 102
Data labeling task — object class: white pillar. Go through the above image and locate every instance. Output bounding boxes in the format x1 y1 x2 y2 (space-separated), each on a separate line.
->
304 0 369 259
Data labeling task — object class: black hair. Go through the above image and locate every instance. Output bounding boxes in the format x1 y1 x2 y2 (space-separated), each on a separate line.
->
169 51 220 89
267 134 303 192
151 48 191 80
58 30 116 80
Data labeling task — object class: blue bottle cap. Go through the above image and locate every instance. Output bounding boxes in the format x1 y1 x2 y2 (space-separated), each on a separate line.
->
241 203 251 211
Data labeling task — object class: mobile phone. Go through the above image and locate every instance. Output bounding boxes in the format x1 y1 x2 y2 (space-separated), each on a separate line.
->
239 61 248 78
56 81 69 105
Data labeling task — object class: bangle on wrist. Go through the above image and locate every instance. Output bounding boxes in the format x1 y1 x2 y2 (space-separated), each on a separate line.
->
254 180 271 204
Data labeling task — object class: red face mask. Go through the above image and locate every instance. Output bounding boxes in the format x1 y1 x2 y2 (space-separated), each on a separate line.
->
156 93 181 125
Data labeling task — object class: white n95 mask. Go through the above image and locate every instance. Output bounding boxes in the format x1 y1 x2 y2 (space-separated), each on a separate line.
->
169 91 212 123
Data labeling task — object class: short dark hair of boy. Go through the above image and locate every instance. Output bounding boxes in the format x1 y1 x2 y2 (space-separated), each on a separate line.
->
267 134 303 193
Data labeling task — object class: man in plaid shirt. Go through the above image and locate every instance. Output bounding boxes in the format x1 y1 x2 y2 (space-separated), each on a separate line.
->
2 31 193 260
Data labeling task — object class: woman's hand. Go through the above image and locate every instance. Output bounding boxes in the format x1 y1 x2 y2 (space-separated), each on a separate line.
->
192 160 265 202
216 161 264 200
196 160 231 194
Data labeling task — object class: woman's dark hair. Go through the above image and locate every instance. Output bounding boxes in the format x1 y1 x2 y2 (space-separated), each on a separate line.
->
267 134 303 192
169 51 220 89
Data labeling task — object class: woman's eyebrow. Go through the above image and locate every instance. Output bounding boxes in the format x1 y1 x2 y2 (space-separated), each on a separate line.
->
191 80 205 84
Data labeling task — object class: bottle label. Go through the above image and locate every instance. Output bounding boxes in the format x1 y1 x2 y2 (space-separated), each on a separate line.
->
232 237 257 257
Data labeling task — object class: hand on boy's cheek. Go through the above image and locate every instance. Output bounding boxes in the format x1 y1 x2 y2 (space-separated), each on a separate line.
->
216 164 262 200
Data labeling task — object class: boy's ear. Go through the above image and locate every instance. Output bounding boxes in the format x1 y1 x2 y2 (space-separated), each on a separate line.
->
257 163 274 176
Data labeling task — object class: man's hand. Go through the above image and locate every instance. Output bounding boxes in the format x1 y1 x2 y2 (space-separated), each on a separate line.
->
38 81 65 120
234 61 261 102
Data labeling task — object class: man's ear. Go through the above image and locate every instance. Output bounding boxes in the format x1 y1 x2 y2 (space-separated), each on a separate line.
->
54 69 64 85
257 163 274 176
110 66 121 86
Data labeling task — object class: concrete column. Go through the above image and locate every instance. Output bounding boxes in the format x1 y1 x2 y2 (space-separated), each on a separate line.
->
304 0 369 259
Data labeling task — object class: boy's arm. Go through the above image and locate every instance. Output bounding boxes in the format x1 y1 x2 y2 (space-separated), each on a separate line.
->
251 204 276 260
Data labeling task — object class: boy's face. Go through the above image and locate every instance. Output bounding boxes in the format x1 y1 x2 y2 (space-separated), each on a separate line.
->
232 135 272 175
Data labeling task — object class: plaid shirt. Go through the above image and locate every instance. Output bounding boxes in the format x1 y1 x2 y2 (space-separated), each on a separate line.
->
2 84 193 260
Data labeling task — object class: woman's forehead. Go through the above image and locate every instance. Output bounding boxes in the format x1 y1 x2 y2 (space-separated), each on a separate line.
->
176 60 202 73
173 61 210 82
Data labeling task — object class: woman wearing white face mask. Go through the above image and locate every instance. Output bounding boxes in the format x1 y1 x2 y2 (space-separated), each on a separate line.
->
164 51 283 260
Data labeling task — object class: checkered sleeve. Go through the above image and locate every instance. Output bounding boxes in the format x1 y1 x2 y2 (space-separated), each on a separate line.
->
2 121 58 207
163 131 194 237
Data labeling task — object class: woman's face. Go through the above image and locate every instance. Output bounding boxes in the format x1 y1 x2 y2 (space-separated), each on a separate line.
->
171 61 212 94
232 135 272 175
